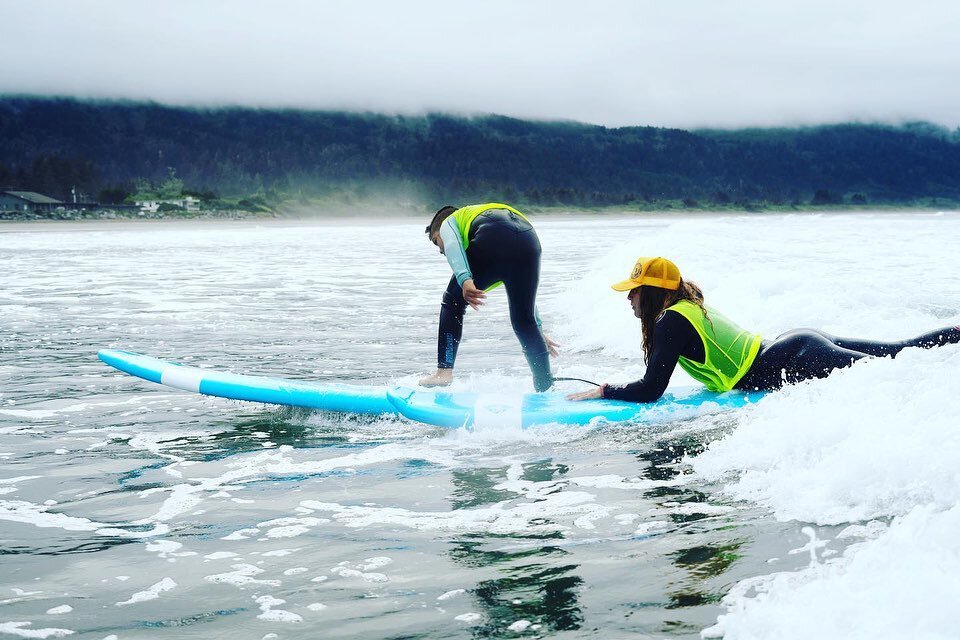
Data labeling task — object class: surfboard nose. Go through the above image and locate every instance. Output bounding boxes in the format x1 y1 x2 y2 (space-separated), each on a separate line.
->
97 349 165 383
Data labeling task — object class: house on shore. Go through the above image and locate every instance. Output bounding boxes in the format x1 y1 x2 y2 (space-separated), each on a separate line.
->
0 190 63 213
135 196 200 213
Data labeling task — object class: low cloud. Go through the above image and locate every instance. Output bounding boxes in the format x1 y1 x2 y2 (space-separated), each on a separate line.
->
2 0 958 128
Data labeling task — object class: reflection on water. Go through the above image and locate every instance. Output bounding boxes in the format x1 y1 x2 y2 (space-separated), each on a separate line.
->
446 460 584 633
674 543 742 580
0 537 135 558
667 542 744 609
449 461 570 510
636 431 711 481
472 561 584 635
449 468 515 510
448 540 583 635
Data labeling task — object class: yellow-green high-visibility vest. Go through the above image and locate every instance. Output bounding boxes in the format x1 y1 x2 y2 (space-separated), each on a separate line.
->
667 299 763 392
452 203 530 249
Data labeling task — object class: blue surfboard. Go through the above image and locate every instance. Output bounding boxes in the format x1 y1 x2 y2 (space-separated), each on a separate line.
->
97 349 396 415
386 386 765 428
99 350 765 428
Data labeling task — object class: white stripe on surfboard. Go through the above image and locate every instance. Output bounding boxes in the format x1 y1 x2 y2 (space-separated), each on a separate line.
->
160 366 205 393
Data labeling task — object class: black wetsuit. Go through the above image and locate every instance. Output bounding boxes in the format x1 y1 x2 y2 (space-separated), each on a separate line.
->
437 209 553 392
603 310 960 402
736 326 960 391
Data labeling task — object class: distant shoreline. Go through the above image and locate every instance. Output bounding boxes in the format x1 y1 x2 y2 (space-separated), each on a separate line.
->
2 203 957 233
0 209 275 223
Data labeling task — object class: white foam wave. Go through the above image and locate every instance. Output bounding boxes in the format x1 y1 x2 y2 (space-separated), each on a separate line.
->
302 487 609 535
136 442 461 523
0 622 74 638
704 504 960 640
254 595 302 623
0 498 168 538
692 344 960 638
692 346 960 524
115 577 177 606
204 564 281 588
0 397 146 421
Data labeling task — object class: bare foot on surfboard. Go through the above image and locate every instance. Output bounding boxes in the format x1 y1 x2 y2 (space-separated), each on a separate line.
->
419 369 453 387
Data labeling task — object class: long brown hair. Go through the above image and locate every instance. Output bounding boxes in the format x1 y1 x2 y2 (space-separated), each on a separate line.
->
636 280 708 364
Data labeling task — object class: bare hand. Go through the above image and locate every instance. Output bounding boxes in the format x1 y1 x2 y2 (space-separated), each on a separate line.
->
462 279 486 311
567 386 603 401
544 334 560 357
419 369 453 387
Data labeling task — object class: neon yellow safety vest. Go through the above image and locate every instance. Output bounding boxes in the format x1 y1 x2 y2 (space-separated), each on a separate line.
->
667 299 763 392
452 203 531 250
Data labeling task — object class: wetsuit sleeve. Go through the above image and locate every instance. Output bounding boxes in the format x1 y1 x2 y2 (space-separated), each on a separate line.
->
437 275 466 369
440 217 473 287
603 311 695 403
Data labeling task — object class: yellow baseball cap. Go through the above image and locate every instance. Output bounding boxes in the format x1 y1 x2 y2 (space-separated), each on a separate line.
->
611 256 681 291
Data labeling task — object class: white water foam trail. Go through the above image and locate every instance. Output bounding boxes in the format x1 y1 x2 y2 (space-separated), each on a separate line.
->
692 347 960 523
133 442 462 524
692 346 960 638
702 504 960 640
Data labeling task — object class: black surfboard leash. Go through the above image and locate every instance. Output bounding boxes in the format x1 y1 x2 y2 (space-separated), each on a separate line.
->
552 376 601 387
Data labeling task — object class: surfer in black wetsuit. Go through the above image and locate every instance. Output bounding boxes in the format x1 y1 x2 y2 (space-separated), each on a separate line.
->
569 256 960 403
419 203 558 392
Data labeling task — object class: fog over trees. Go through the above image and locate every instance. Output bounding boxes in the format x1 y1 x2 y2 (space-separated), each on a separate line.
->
2 97 959 209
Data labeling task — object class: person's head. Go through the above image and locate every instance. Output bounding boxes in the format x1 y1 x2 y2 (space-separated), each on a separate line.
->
425 205 459 253
611 257 707 363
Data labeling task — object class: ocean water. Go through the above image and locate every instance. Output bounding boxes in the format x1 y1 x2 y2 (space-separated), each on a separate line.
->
1 211 958 640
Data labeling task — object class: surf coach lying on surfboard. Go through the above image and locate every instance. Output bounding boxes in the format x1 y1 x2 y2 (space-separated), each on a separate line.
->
569 256 960 403
420 203 559 392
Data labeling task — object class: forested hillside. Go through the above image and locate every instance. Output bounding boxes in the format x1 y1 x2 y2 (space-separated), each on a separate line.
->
2 96 959 208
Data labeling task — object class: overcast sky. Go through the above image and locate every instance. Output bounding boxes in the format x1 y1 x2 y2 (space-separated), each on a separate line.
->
2 0 958 129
